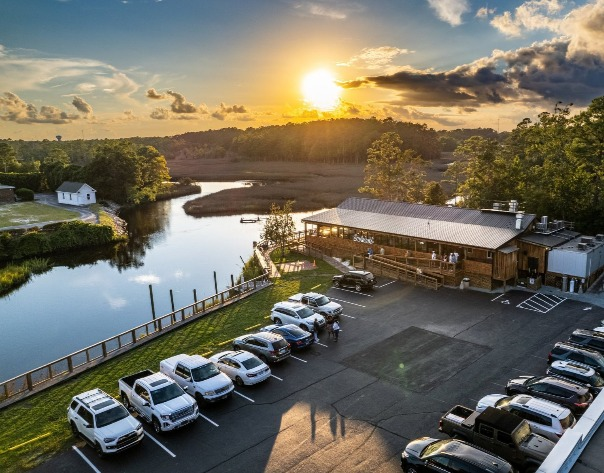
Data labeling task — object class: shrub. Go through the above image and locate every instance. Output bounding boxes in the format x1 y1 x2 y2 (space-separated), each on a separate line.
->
15 188 34 201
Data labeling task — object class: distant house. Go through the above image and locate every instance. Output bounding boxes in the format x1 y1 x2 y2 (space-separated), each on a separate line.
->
0 184 16 204
56 181 96 206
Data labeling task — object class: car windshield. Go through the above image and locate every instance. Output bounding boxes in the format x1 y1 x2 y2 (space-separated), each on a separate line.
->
151 383 185 404
191 363 221 382
315 296 330 306
514 422 532 443
560 412 575 429
241 357 263 369
297 306 316 318
273 339 289 349
95 405 129 428
495 397 512 408
420 439 447 458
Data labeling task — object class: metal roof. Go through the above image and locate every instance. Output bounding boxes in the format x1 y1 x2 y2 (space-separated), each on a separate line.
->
518 230 580 248
302 197 537 250
55 181 95 193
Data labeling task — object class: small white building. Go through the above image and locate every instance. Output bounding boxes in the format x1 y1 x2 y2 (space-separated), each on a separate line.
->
56 181 97 206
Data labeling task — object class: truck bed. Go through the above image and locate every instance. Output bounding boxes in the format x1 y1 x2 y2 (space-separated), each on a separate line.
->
119 369 154 389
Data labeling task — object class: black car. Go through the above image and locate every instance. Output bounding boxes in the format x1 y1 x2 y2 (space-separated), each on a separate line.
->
548 341 604 376
401 437 514 473
568 329 604 355
546 360 604 395
332 270 376 292
506 375 593 414
259 324 314 350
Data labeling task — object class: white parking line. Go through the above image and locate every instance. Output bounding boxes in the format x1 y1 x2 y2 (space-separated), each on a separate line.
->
144 431 177 458
234 390 255 402
491 294 504 302
316 342 329 347
199 413 219 427
290 355 307 363
376 280 396 288
490 382 506 388
271 374 283 381
333 287 374 297
329 297 366 308
72 446 101 473
341 313 356 319
511 367 531 374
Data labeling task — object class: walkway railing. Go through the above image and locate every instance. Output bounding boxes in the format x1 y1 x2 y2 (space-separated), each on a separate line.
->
0 273 270 409
354 255 443 290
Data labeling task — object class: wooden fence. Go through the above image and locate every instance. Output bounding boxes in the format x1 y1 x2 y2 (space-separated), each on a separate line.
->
0 273 270 409
353 255 443 290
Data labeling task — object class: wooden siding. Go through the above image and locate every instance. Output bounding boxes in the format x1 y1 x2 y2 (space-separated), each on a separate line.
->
493 250 517 281
517 240 548 274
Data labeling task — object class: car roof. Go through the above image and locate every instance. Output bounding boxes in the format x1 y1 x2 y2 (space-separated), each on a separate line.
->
74 388 119 412
273 300 306 310
238 331 284 342
509 395 569 418
550 360 596 376
537 376 588 392
348 270 371 276
261 323 299 331
555 341 604 357
303 292 324 298
214 350 255 361
439 440 512 472
572 328 604 339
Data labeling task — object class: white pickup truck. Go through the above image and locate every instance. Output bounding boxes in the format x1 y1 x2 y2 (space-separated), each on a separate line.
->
160 353 234 403
119 369 199 434
288 292 343 319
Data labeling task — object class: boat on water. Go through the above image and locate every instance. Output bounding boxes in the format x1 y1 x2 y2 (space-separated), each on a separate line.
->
240 216 261 223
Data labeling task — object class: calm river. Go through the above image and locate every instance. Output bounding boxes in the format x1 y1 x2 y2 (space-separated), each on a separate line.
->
0 182 315 381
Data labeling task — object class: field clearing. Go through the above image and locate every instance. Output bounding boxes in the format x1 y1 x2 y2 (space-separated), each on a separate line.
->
0 202 79 228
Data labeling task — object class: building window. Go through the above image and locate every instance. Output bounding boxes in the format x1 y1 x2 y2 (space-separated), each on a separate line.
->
87 194 90 200
487 251 493 259
62 193 65 199
69 194 72 200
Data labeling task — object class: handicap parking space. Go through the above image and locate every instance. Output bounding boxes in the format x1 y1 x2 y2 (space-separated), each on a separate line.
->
491 290 567 313
36 283 604 473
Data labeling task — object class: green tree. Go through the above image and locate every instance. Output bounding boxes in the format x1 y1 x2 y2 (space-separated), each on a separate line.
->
0 142 19 172
135 145 171 203
359 132 428 202
423 181 447 205
45 147 70 166
260 200 296 257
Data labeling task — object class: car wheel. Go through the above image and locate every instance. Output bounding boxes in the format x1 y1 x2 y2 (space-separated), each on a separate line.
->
334 280 340 287
233 344 240 351
274 317 282 325
121 393 130 410
95 442 105 458
235 376 244 387
70 421 79 437
152 417 162 434
355 284 362 292
300 323 309 331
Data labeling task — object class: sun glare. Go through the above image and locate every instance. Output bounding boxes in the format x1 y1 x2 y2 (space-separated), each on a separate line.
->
302 70 341 111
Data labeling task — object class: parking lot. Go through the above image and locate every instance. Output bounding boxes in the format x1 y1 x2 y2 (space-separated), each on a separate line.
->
34 279 604 473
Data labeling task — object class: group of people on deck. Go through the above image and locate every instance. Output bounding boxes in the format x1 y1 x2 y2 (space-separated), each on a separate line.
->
431 250 459 263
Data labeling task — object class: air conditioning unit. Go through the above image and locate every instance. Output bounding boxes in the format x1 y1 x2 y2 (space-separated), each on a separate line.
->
596 234 604 241
578 243 587 251
581 237 594 244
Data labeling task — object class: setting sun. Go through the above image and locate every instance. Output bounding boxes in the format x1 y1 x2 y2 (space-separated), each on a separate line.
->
301 69 341 111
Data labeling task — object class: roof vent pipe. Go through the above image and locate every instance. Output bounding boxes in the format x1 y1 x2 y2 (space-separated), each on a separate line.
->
541 215 548 226
509 200 518 212
516 212 523 230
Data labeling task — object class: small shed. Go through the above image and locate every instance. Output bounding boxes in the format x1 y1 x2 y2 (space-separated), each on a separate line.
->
0 184 16 204
56 181 96 206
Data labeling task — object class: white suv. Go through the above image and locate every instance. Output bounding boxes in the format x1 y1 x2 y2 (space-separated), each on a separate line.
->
67 388 144 456
475 393 576 442
270 301 326 332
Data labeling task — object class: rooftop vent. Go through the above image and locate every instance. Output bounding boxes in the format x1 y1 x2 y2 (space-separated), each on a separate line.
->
578 243 587 251
596 234 604 241
509 200 519 212
581 237 594 244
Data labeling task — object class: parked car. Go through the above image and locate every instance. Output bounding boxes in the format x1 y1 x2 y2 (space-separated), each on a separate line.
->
475 393 576 442
548 341 604 375
401 437 514 473
160 353 234 404
232 331 291 363
288 292 343 318
259 324 314 350
209 350 271 386
505 375 593 415
270 301 326 332
118 370 199 433
568 329 604 355
332 270 376 292
67 388 144 457
547 360 604 395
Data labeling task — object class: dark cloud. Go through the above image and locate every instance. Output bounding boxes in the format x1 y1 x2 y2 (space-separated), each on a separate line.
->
150 107 169 120
343 37 604 108
0 92 79 124
72 96 93 114
146 88 166 99
166 90 198 113
211 103 249 120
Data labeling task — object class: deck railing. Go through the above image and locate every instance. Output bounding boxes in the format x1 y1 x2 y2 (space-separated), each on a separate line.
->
0 273 269 409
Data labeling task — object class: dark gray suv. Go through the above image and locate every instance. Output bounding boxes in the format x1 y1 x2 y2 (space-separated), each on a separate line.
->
568 329 604 355
332 270 376 292
232 332 291 363
548 341 604 376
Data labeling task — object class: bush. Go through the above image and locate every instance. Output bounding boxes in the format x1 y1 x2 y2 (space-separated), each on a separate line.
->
15 188 34 201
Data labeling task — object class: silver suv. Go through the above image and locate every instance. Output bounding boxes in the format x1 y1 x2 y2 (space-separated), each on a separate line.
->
475 394 575 442
270 301 326 332
232 331 291 363
547 360 604 395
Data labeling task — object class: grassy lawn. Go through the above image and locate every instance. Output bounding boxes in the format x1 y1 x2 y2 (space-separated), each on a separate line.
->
0 255 339 472
0 202 79 228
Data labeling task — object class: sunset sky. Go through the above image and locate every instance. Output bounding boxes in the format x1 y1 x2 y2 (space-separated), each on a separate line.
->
1 0 604 140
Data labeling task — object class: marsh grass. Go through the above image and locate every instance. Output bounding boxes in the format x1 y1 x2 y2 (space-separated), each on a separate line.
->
0 258 51 296
0 256 339 472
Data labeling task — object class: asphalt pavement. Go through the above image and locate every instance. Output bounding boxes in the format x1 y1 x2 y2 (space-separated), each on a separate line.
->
29 278 604 473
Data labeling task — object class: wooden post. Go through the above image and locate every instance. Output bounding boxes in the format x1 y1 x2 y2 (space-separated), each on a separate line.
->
193 289 198 313
170 289 175 312
231 274 235 288
149 285 157 330
102 342 107 358
67 357 73 373
214 271 218 295
26 372 33 391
